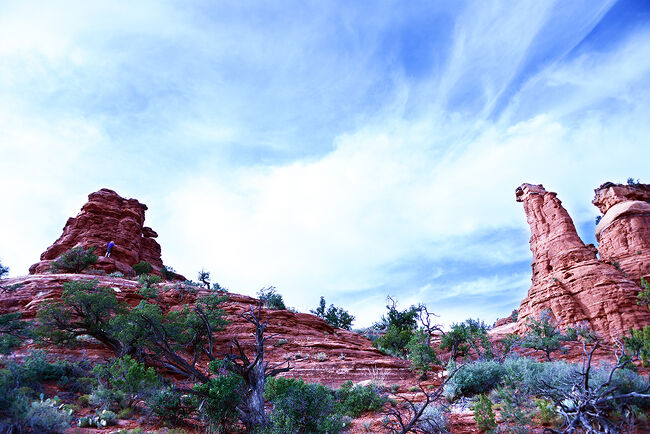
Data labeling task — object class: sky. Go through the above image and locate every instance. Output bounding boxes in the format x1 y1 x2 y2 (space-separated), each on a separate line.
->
1 0 649 328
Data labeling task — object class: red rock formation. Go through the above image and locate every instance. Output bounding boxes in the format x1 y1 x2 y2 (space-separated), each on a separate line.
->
28 189 173 277
593 182 650 285
0 274 414 388
514 183 650 341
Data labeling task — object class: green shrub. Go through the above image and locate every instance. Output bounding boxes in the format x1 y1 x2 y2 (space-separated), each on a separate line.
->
161 265 177 280
264 376 345 433
26 398 73 433
534 398 557 426
137 273 162 299
521 309 567 361
0 312 31 354
637 278 650 310
132 261 153 276
198 269 211 288
623 326 650 367
149 386 189 425
50 246 98 273
193 361 243 430
310 296 355 330
407 329 439 375
375 325 415 358
258 286 286 310
440 318 492 361
109 271 125 278
473 394 496 432
93 356 160 410
417 404 449 433
334 381 385 418
444 360 505 400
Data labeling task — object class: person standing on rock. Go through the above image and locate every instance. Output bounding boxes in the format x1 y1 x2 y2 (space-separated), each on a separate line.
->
106 241 115 258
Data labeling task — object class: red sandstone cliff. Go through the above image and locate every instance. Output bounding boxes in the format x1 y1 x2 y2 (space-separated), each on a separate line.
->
28 189 173 277
593 182 650 285
514 183 650 341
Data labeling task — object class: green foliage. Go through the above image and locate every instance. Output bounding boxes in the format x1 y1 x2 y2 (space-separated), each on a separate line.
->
26 397 73 433
0 312 31 354
198 269 211 288
623 326 650 367
637 278 650 310
627 177 641 186
440 318 492 361
109 271 125 278
149 386 190 425
137 273 162 299
160 265 177 280
37 279 125 352
50 246 98 273
473 394 496 432
496 385 534 432
132 261 153 276
595 215 603 225
444 360 505 400
311 296 355 330
407 329 439 375
264 377 346 434
374 298 420 358
93 355 160 410
534 398 558 426
258 286 286 310
521 309 565 361
193 360 243 430
334 381 386 417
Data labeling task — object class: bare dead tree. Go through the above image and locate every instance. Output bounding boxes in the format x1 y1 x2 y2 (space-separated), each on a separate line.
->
382 367 458 434
538 339 650 434
224 303 291 430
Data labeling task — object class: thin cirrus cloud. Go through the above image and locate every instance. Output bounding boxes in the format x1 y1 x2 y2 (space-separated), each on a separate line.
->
0 0 649 328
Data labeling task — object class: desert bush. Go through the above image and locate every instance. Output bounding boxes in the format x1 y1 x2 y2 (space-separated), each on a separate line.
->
265 376 345 434
521 309 567 361
132 261 153 276
311 296 355 330
0 312 31 354
637 278 650 310
257 286 286 310
416 403 450 433
407 329 439 376
137 273 162 299
440 318 492 361
78 409 117 427
444 360 505 400
160 265 177 280
335 381 386 417
93 356 160 410
148 386 189 425
623 326 650 367
50 246 98 273
473 394 496 432
193 361 243 430
26 398 73 433
109 271 125 278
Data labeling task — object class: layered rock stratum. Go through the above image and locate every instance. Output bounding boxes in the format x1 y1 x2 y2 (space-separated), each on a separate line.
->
514 182 650 341
28 188 173 277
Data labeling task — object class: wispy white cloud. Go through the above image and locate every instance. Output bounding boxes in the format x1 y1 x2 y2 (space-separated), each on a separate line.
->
1 0 649 329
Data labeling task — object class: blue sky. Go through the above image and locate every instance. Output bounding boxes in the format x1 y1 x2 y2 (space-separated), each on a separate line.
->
1 0 649 328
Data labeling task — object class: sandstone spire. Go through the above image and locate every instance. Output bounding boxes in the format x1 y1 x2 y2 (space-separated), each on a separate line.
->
514 183 650 341
29 188 168 276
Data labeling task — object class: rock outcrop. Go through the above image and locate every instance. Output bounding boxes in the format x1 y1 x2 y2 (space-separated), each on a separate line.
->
514 183 650 341
593 182 650 285
28 189 171 277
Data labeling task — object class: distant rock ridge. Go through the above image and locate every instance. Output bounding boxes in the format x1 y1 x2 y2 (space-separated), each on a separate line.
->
28 188 176 277
514 182 650 341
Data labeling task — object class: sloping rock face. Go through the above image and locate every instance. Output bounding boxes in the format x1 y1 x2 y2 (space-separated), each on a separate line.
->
28 189 169 276
0 274 414 389
593 182 650 285
514 183 650 341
